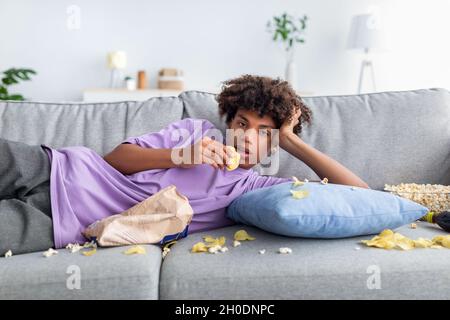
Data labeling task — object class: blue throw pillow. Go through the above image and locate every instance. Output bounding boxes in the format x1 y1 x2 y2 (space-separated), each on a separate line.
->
227 182 428 238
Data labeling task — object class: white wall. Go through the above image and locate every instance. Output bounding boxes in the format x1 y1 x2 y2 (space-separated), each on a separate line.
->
0 0 449 101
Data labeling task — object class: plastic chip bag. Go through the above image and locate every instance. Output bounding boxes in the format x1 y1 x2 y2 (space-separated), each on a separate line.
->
83 185 193 247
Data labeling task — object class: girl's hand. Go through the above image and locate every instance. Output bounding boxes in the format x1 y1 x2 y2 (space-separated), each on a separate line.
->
280 107 302 138
179 136 235 169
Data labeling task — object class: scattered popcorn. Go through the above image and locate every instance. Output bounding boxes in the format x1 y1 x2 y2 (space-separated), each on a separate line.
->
234 230 256 241
278 247 292 254
191 242 208 253
190 231 253 254
290 189 309 199
304 178 309 183
351 186 357 191
43 248 58 258
259 249 266 255
219 246 229 253
66 243 82 253
410 223 417 229
208 245 222 254
361 229 450 250
320 177 329 185
291 176 304 187
162 247 170 259
162 240 177 259
354 246 361 251
384 183 450 213
123 245 146 255
82 248 97 256
225 146 240 171
4 250 12 258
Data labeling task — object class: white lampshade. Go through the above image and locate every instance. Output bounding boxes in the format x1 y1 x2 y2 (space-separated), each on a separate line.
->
347 14 384 51
107 51 127 69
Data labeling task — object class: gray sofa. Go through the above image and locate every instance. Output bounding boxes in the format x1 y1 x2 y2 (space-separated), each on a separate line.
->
0 88 449 299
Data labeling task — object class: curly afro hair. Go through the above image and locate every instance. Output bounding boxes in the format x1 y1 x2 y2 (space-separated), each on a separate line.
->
216 74 312 135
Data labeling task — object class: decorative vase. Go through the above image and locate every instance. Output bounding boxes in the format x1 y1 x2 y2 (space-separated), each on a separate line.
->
285 60 297 88
284 49 297 89
125 78 136 90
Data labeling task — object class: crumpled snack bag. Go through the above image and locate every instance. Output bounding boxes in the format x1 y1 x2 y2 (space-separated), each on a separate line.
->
83 185 193 247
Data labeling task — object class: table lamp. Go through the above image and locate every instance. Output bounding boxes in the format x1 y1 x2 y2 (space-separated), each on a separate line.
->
107 51 127 88
347 14 384 94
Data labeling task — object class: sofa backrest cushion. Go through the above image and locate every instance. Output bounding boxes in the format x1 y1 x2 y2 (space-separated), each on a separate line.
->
179 88 450 190
0 98 184 155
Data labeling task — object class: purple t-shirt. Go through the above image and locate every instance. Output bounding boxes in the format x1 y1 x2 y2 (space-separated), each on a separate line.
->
41 118 290 248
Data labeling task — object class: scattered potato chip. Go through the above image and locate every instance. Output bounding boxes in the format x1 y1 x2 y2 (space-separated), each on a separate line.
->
234 230 256 241
66 243 82 253
226 146 240 171
278 247 292 254
82 248 97 256
203 235 226 247
291 176 304 187
233 240 241 247
4 250 12 258
43 248 58 258
83 241 97 249
290 189 309 199
123 246 146 255
191 242 208 253
413 238 433 248
362 229 450 250
320 177 328 185
439 236 450 249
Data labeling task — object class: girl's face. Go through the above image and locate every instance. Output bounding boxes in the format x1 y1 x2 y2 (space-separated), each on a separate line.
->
227 109 277 169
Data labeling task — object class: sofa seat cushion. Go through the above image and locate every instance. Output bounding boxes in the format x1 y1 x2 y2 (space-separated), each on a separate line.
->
0 245 162 300
159 223 450 299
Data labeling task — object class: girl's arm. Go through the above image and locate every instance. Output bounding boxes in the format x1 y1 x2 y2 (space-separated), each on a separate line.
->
103 137 233 175
279 109 370 189
103 144 179 175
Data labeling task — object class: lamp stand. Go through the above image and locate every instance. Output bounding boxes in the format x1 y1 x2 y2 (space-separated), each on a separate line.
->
109 68 123 88
357 48 376 94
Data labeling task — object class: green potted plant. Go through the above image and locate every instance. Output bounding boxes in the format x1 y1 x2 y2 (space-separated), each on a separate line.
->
267 13 308 88
0 68 37 101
